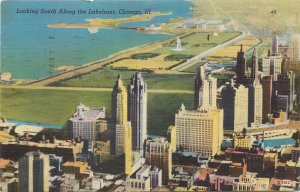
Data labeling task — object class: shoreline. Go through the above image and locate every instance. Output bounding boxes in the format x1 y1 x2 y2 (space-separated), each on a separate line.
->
27 32 191 86
47 12 172 29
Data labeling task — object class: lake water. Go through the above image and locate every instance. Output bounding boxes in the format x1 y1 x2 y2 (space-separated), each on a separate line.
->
6 119 63 129
1 0 192 80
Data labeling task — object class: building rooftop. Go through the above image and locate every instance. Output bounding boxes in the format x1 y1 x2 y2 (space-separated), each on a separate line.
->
63 161 88 168
69 103 105 122
0 159 11 169
14 125 43 136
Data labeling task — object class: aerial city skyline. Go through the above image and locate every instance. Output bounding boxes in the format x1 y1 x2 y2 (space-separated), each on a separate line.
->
2 33 299 191
1 0 300 191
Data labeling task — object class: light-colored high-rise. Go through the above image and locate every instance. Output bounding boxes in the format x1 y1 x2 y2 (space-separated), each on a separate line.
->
112 75 132 175
248 83 263 127
18 151 49 192
261 56 282 81
175 104 223 157
128 72 147 157
167 126 176 152
220 81 248 131
68 103 106 151
194 66 217 109
271 35 279 56
249 49 263 127
289 34 300 70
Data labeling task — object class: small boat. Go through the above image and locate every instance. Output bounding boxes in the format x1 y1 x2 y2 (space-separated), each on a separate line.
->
84 0 94 2
48 36 54 39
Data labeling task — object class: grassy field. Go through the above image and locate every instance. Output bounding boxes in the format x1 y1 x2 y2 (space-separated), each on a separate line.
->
0 88 193 136
109 54 178 70
51 69 196 91
208 35 261 59
51 68 231 91
182 61 205 73
152 32 241 55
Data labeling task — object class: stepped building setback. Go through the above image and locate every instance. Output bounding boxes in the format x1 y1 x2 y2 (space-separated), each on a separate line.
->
112 75 132 175
128 72 147 157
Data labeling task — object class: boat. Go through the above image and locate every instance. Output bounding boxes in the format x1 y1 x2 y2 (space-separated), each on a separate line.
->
84 0 94 2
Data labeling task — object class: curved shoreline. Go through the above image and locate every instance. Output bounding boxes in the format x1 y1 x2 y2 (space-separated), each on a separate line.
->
47 12 172 29
28 32 190 87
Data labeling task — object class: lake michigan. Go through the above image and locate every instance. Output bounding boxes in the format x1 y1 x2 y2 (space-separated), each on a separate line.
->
1 0 191 80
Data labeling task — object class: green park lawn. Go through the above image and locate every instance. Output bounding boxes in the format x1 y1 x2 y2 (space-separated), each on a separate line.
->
51 69 196 91
182 61 205 73
50 67 231 91
0 88 193 136
152 32 241 56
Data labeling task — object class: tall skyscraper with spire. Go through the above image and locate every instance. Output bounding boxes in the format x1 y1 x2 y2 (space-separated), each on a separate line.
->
128 72 147 157
251 48 259 83
194 65 217 109
112 75 132 175
236 44 247 85
248 49 263 127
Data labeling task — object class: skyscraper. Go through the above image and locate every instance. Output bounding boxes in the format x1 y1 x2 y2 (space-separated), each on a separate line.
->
251 48 259 83
261 56 282 81
275 71 295 112
236 44 247 85
175 104 223 157
220 81 248 131
68 103 106 150
271 35 279 56
128 72 147 157
261 76 273 123
289 34 300 70
18 151 49 192
248 88 263 128
145 138 172 185
112 75 132 175
194 66 217 109
248 49 263 127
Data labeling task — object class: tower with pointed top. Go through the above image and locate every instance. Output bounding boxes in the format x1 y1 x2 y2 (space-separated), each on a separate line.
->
112 75 132 175
248 49 263 127
112 74 128 125
251 48 259 83
194 66 217 109
128 72 147 157
236 44 247 85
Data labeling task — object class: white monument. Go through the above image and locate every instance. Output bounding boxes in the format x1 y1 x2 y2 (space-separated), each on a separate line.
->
171 36 185 52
